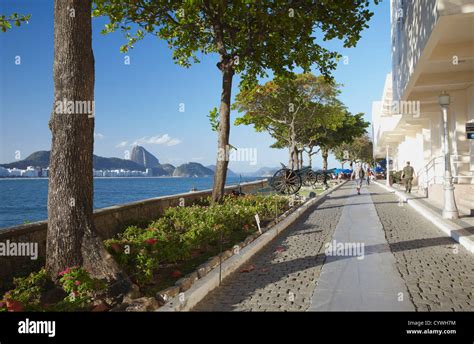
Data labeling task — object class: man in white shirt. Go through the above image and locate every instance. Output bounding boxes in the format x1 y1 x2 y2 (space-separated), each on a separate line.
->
351 161 365 195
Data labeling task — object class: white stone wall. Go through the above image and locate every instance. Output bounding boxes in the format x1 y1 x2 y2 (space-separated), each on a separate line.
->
391 0 438 101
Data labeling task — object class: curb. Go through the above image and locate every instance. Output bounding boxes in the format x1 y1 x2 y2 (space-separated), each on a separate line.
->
374 181 474 254
157 181 347 311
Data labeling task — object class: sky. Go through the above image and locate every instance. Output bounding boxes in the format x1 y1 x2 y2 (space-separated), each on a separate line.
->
0 0 391 172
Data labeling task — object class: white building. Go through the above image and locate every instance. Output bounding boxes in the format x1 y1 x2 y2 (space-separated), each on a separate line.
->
0 166 9 177
21 166 39 177
373 0 474 215
8 168 22 177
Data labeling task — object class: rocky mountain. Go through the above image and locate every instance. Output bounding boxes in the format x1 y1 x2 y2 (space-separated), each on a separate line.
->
150 164 176 176
1 151 146 171
206 165 238 177
160 163 176 175
130 145 160 168
173 163 214 177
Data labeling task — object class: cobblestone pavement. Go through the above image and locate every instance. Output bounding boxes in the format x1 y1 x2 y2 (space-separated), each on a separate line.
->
192 184 353 311
370 184 474 311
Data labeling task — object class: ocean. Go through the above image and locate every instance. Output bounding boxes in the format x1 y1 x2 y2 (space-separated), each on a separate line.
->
0 176 263 229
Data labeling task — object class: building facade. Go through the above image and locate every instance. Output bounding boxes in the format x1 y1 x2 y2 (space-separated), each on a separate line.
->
373 0 474 214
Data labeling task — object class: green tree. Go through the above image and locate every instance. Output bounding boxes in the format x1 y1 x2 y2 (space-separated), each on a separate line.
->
297 101 348 168
234 73 341 169
333 133 373 166
0 13 31 32
312 112 369 170
93 0 379 202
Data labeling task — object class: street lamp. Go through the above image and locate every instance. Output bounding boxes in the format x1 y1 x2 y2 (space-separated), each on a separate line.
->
386 145 390 186
438 92 459 219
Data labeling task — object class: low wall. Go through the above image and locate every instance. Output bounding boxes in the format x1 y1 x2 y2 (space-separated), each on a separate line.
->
0 179 268 289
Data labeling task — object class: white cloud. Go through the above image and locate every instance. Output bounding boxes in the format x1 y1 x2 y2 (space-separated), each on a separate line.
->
132 134 181 147
116 141 128 148
166 138 182 146
94 132 105 139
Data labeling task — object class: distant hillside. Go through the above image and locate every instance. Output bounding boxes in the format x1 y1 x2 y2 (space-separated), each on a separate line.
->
206 165 238 177
160 163 176 175
173 163 213 177
1 151 145 171
130 145 160 168
93 155 145 171
242 166 279 177
1 151 51 169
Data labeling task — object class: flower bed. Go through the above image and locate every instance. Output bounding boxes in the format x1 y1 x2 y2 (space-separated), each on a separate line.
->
1 194 297 312
0 267 106 312
104 194 290 303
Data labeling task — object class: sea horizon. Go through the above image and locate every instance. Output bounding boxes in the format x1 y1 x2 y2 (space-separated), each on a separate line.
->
0 176 265 229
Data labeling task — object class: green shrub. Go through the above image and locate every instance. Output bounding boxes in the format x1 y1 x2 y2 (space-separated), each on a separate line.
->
1 267 105 312
58 266 105 308
104 194 288 284
1 269 49 311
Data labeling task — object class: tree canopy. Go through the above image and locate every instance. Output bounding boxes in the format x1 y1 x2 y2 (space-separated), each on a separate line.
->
93 0 379 201
93 0 378 86
333 133 373 165
234 73 344 169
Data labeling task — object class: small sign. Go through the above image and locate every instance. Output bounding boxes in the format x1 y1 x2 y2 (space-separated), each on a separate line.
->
255 214 262 234
467 123 474 139
343 150 349 160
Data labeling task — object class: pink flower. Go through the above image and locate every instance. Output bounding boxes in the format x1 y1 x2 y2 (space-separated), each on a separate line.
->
110 243 122 253
74 280 81 286
145 238 158 245
59 267 71 276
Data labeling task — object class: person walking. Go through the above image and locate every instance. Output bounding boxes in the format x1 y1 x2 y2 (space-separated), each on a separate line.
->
366 164 371 185
351 161 365 195
401 161 415 193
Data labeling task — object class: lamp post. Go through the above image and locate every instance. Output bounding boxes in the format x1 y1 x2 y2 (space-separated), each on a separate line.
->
386 145 390 186
438 92 459 219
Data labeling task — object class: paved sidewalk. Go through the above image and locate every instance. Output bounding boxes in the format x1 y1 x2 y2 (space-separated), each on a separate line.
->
192 184 352 311
192 182 473 312
371 184 474 311
309 182 415 311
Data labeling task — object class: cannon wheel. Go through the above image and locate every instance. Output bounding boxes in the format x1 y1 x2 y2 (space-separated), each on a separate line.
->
315 172 326 184
303 170 318 187
271 168 302 195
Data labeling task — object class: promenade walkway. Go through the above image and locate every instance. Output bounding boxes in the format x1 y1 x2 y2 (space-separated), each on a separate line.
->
308 185 414 311
193 183 474 311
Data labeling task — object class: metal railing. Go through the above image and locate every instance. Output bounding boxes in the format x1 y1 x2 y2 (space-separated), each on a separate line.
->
417 154 474 190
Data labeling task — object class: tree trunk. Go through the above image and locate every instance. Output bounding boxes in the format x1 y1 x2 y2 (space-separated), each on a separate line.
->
288 122 299 170
299 150 303 168
307 149 313 168
211 60 234 203
47 0 129 294
322 147 329 171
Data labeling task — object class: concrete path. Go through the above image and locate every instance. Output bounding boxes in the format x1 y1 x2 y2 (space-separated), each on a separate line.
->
193 182 473 311
309 182 415 311
192 184 352 311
